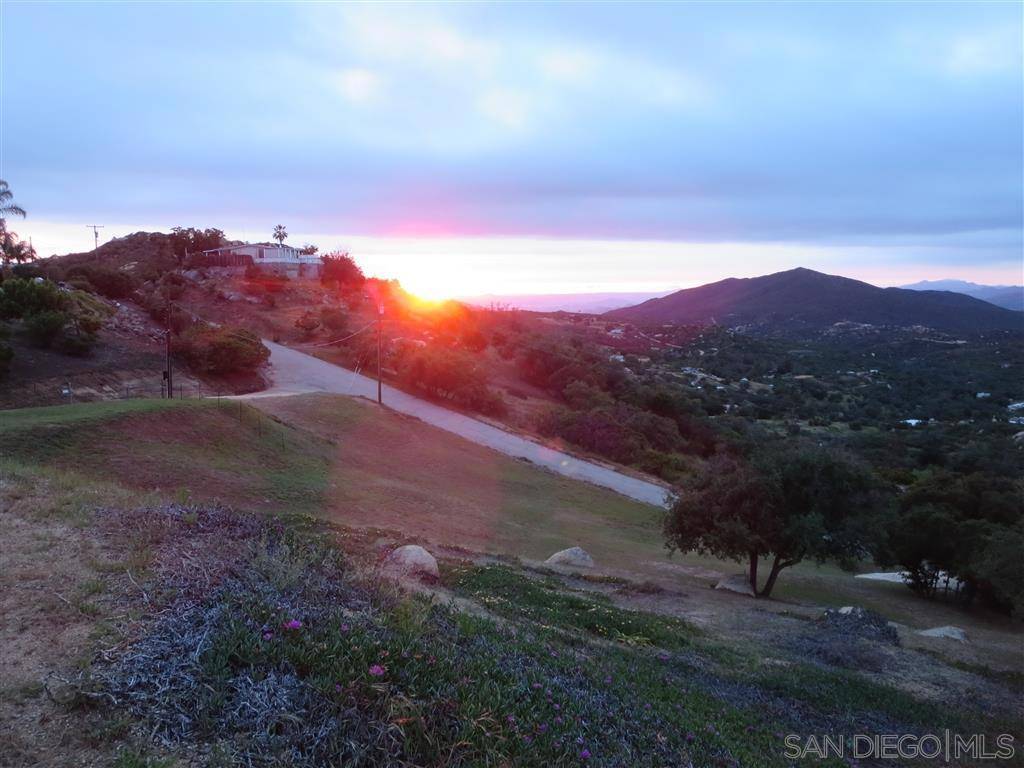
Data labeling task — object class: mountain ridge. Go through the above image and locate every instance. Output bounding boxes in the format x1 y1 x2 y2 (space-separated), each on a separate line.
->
604 267 1023 333
900 279 1024 311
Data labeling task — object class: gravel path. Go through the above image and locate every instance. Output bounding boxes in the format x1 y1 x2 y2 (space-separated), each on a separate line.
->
244 341 671 508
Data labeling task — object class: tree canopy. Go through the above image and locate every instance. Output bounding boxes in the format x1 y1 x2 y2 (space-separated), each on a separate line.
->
664 445 886 597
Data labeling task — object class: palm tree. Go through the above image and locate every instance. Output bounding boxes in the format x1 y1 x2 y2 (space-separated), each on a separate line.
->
273 224 288 246
1 229 35 266
0 180 26 222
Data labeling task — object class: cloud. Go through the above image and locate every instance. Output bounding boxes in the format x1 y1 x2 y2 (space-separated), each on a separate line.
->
946 27 1020 76
333 68 383 104
477 88 533 130
539 49 598 84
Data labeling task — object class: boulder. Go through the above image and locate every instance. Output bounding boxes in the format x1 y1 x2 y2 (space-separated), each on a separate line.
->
918 625 968 642
820 606 900 645
714 574 755 597
381 545 439 582
544 546 595 569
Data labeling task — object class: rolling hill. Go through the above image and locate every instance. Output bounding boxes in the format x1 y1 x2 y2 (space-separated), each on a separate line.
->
461 291 670 313
900 279 1024 311
604 268 1024 333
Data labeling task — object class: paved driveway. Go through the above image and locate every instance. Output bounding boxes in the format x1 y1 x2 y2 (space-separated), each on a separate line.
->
246 341 671 508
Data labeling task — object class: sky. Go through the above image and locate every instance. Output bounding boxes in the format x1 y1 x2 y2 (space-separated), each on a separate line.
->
2 1 1022 299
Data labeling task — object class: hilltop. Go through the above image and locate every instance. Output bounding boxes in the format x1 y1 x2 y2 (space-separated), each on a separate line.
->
604 267 1023 333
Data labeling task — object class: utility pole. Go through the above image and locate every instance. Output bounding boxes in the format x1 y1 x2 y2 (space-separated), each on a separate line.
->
164 287 173 399
377 300 384 405
86 225 104 251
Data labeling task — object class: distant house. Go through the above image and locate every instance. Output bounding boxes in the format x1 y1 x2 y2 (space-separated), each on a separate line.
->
200 243 322 276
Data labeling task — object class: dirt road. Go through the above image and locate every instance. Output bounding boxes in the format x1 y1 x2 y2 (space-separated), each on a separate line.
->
246 341 671 508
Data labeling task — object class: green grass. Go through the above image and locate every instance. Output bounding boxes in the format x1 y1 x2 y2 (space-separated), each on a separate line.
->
0 398 186 434
0 398 331 517
443 563 702 651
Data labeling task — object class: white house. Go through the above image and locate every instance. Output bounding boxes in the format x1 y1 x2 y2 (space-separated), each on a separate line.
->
201 243 322 276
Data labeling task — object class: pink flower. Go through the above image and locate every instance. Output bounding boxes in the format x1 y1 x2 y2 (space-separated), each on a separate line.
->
283 619 302 630
369 664 385 677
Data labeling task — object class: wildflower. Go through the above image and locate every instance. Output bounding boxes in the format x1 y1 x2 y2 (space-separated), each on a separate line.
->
685 732 696 743
507 715 516 724
340 623 350 633
523 735 532 744
554 716 563 725
576 736 585 745
553 703 561 711
603 675 612 684
262 631 273 641
532 682 542 689
334 683 343 692
369 664 386 677
283 619 303 630
580 748 591 759
538 723 548 733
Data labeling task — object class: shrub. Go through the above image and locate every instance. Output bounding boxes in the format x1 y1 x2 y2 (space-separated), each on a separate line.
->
396 345 506 415
0 278 66 319
25 310 67 348
65 265 135 298
180 325 270 375
294 311 321 338
319 307 348 333
66 276 96 293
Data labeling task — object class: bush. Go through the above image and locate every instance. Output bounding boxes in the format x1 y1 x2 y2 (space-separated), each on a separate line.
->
0 326 12 378
180 325 270 375
66 276 96 293
294 311 321 338
25 310 67 348
396 345 506 416
320 307 348 333
0 278 66 319
65 265 135 298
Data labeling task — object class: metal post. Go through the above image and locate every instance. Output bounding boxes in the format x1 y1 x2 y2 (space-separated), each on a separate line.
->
377 301 384 405
165 284 173 400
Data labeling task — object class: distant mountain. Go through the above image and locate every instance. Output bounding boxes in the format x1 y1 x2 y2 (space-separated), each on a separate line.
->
900 279 1024 311
604 268 1023 333
461 291 671 314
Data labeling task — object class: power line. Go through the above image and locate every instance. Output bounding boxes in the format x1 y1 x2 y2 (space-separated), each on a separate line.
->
300 320 377 348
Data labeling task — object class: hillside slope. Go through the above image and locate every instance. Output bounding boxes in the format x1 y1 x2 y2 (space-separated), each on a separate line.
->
605 268 1023 332
3 397 1021 767
901 279 1024 311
